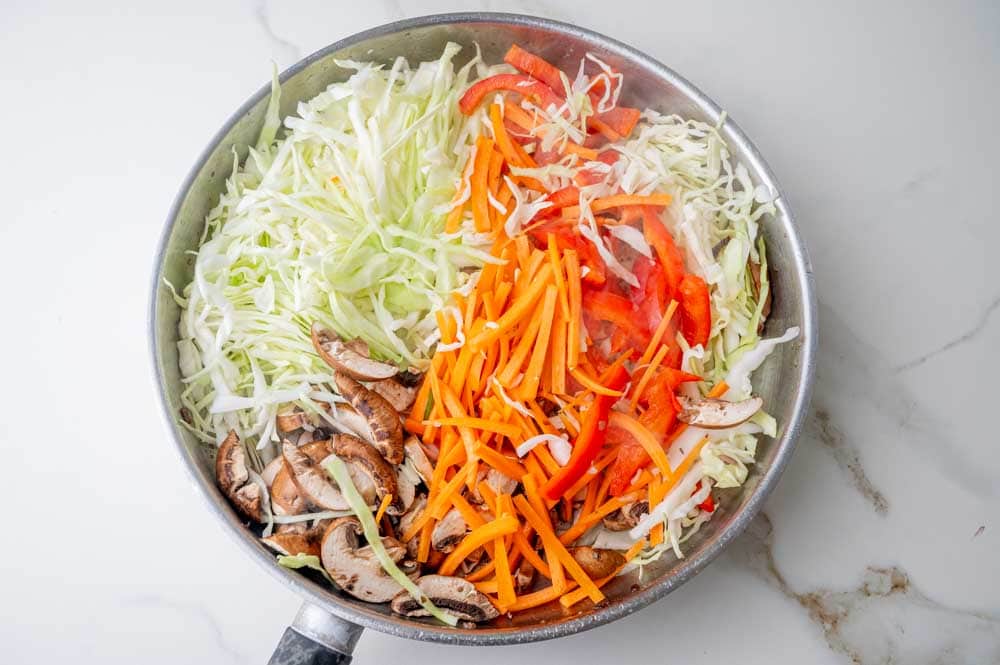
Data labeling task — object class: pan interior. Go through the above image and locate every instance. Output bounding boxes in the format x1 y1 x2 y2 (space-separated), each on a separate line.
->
151 14 814 645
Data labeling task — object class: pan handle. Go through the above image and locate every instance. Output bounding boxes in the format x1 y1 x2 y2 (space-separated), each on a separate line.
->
267 602 364 664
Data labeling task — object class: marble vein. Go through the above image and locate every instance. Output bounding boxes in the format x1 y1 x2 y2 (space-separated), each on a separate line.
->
252 0 302 64
124 594 247 663
734 515 1000 664
808 405 889 515
893 294 1000 373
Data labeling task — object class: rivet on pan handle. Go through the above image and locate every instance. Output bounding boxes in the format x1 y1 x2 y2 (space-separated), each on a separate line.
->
268 603 364 665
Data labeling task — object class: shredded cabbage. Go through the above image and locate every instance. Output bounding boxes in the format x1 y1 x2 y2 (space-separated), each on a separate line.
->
170 45 489 448
276 553 336 585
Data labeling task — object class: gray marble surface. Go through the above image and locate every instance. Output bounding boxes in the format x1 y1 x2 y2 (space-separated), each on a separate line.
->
1 1 997 663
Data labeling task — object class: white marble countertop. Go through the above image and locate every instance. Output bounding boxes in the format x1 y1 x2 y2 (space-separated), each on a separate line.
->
2 1 998 663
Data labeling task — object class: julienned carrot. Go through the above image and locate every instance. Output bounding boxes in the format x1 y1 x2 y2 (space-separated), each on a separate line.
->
557 493 637 546
493 498 517 607
374 493 393 524
429 417 521 440
546 233 571 321
514 495 604 603
490 103 536 169
550 307 568 395
515 285 558 400
438 514 519 576
403 456 477 542
629 343 670 411
568 367 624 397
474 443 528 481
562 141 599 161
469 263 553 350
564 250 582 369
608 411 673 484
503 99 538 133
636 300 678 369
512 530 551 578
471 136 494 232
559 193 673 219
506 584 567 612
487 149 505 229
497 302 544 386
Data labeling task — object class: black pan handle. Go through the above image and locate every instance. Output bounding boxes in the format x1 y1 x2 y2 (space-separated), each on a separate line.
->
268 603 364 665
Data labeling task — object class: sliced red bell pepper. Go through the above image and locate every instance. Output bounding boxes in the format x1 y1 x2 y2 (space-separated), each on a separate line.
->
592 106 641 138
639 206 685 301
458 74 562 115
542 364 630 500
530 226 606 286
678 273 711 347
632 255 668 334
503 44 566 94
693 481 715 512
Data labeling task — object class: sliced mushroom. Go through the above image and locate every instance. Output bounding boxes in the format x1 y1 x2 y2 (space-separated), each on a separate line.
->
470 468 519 504
282 441 349 511
215 430 263 522
390 575 499 622
569 547 626 579
458 547 486 576
602 500 649 531
431 508 467 553
369 377 417 413
329 434 403 515
270 465 308 515
321 517 406 603
514 559 536 593
261 456 284 487
395 466 417 512
403 437 434 484
398 495 427 558
276 409 309 433
332 404 376 442
261 532 320 557
312 323 398 381
334 372 404 464
676 395 763 429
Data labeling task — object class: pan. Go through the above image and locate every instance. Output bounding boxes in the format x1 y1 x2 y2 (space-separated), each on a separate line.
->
149 12 817 663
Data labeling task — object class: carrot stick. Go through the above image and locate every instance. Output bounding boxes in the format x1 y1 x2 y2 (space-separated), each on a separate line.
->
506 584 567 612
550 306 568 395
474 443 528 481
514 495 603 603
568 367 624 397
564 250 582 370
470 136 495 232
469 263 553 350
490 103 536 168
636 300 678 368
562 141 599 161
439 514 518 576
487 149 505 230
493 507 517 607
464 560 498 583
512 530 551 578
515 285 558 400
547 234 571 321
557 494 638 546
629 344 670 412
497 294 545 386
428 417 520 440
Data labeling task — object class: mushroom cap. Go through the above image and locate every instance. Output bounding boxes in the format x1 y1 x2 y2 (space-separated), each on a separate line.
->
403 437 434 484
394 466 418 512
329 434 403 515
282 441 349 511
270 464 308 515
332 404 376 443
369 377 417 413
275 409 308 433
602 500 649 531
676 395 763 429
311 323 398 381
215 430 263 522
261 456 284 487
569 547 626 578
334 372 404 464
398 494 427 558
431 508 467 553
513 559 536 593
320 517 406 603
390 575 499 622
261 532 321 557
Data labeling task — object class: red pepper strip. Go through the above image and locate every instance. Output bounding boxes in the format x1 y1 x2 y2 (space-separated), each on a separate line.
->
529 227 606 286
504 44 566 94
534 186 580 219
678 273 711 347
638 207 684 295
574 150 619 186
607 369 700 495
459 74 562 115
542 364 630 500
694 482 716 512
592 106 641 138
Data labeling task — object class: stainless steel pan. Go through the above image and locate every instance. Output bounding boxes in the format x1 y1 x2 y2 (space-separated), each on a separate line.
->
149 13 817 663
